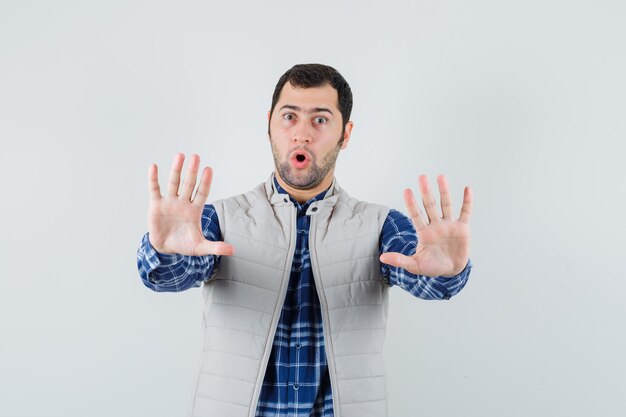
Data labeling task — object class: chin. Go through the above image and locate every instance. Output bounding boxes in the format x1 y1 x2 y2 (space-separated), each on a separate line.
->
277 168 320 190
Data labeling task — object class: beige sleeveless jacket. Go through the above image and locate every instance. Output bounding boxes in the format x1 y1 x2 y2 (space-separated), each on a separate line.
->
188 175 390 417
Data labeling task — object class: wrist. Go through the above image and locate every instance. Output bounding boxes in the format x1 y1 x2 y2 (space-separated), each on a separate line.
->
147 233 174 255
440 261 468 278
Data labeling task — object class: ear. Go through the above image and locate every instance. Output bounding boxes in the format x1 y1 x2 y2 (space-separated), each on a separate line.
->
340 121 354 150
267 111 271 121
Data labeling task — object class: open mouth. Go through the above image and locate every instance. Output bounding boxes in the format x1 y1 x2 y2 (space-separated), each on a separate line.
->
291 150 311 169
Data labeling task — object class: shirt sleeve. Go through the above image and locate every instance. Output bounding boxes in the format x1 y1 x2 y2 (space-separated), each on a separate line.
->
379 209 472 300
136 204 222 292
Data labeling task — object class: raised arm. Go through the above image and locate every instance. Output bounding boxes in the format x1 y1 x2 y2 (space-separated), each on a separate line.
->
380 174 472 280
136 153 234 292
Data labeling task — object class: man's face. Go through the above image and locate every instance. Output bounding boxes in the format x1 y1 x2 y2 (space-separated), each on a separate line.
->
268 82 352 190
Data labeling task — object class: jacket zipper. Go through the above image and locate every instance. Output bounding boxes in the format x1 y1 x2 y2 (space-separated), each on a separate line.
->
308 211 341 417
248 203 298 417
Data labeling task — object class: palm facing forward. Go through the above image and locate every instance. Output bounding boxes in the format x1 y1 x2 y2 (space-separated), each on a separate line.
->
147 153 234 257
379 175 472 278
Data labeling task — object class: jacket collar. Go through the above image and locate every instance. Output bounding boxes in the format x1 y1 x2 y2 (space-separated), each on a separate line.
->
265 172 341 215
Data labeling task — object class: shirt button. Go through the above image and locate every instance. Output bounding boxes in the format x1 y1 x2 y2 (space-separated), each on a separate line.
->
293 383 299 390
297 305 302 311
295 343 302 349
311 207 318 212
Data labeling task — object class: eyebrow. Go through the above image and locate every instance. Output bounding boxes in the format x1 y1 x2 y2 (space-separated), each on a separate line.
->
279 105 334 115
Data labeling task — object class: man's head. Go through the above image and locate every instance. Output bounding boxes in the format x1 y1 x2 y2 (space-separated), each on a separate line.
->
269 64 353 136
268 64 354 192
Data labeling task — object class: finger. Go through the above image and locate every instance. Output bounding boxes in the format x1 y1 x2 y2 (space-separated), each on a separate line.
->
147 163 162 201
419 175 440 223
403 188 426 231
379 252 420 275
167 153 185 196
437 175 453 219
192 167 213 207
459 186 473 224
181 154 200 201
196 240 235 257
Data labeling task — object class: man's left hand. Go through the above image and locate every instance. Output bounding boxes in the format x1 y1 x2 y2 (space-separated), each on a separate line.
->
379 175 472 278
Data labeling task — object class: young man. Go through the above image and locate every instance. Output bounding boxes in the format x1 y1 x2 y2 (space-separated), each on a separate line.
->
137 64 473 417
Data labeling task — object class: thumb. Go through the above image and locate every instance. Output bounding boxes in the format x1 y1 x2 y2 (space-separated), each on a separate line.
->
379 252 417 273
196 240 235 256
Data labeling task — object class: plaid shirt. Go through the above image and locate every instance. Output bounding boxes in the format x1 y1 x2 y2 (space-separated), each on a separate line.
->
137 178 472 416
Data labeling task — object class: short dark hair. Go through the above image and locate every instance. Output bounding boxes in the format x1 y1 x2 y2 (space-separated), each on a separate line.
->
269 63 353 133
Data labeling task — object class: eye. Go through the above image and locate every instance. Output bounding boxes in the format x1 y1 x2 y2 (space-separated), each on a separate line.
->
283 113 295 121
314 116 327 124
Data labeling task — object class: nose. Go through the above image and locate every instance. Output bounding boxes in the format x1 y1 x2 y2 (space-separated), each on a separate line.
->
292 121 312 143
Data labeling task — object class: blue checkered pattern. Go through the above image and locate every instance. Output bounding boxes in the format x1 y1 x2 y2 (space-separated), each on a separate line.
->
137 180 472 416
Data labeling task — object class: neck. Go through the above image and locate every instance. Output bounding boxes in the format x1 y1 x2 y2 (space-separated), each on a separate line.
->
274 170 334 204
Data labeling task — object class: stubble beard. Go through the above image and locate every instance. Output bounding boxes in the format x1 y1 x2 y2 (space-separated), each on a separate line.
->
270 135 343 190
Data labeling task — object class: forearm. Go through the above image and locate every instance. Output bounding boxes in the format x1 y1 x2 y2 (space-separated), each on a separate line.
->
388 258 472 300
136 232 217 292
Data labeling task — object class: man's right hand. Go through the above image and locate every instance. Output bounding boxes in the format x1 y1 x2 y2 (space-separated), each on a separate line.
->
146 153 235 257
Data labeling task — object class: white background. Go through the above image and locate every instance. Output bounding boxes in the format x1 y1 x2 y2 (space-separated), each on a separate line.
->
1 0 625 416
